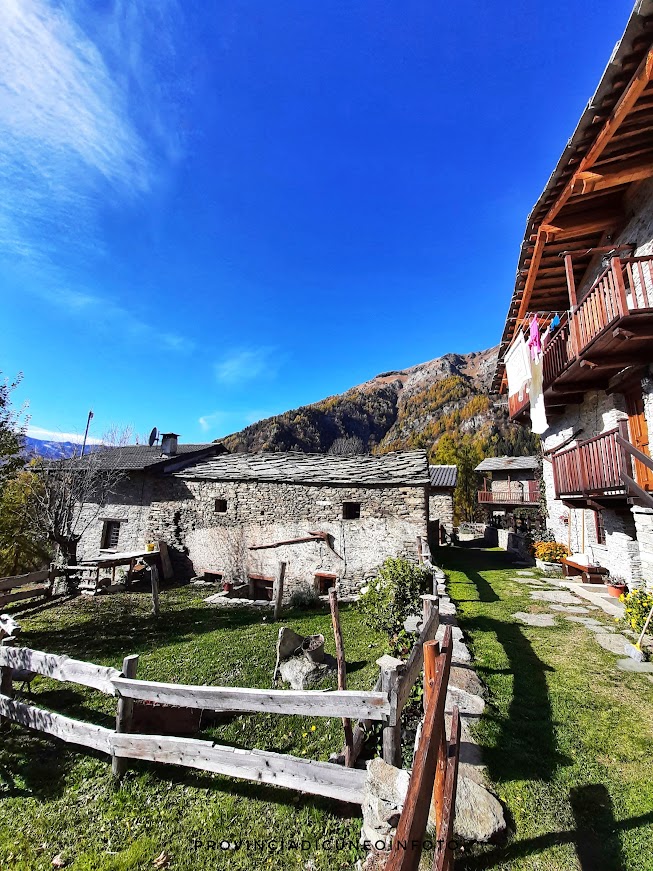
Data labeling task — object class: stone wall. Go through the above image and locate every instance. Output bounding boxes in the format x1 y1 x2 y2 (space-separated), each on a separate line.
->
75 473 156 563
73 475 425 599
428 491 454 531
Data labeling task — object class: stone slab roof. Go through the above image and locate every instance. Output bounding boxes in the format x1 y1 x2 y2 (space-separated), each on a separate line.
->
65 443 223 472
179 450 430 486
475 456 539 473
429 465 458 489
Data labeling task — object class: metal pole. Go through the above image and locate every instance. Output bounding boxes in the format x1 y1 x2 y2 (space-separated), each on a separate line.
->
80 410 94 458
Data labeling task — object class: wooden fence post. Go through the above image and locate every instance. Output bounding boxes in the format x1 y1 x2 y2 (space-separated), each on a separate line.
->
273 562 286 622
377 654 403 767
329 588 354 765
424 638 448 837
112 654 139 779
1 637 15 732
420 593 439 631
150 564 160 618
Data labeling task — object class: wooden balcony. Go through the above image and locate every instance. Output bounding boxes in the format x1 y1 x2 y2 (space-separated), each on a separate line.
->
508 256 653 421
551 427 627 499
478 486 540 506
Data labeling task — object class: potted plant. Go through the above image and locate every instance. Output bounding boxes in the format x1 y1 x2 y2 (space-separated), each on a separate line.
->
606 576 628 598
533 541 570 575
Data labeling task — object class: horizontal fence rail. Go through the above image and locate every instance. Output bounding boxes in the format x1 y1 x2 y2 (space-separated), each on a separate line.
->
0 691 366 804
0 646 121 695
111 677 391 721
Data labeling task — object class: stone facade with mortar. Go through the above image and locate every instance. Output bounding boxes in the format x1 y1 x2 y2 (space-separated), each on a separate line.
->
74 450 433 599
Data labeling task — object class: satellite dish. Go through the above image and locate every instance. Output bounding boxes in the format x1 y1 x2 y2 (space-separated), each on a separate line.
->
148 427 159 447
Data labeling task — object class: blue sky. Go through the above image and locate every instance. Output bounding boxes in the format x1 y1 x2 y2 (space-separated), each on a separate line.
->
0 0 635 444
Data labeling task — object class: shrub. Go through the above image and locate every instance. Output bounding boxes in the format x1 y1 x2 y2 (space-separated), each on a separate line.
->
358 558 430 639
533 541 570 563
623 588 653 634
288 587 321 610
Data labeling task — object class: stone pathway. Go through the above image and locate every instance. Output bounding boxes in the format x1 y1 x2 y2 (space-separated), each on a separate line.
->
549 604 593 613
530 590 584 605
513 611 557 627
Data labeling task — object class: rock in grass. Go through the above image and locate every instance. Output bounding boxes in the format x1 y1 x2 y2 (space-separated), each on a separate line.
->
426 776 506 842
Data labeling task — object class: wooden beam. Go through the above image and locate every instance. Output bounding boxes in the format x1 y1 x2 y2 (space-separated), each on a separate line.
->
572 161 653 194
329 589 353 767
111 733 366 804
112 654 139 779
0 570 50 592
111 677 391 721
0 647 120 695
0 693 113 753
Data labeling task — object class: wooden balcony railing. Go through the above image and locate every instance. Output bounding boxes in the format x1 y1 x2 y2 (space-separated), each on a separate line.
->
508 390 530 418
542 313 575 388
551 427 626 498
478 487 540 505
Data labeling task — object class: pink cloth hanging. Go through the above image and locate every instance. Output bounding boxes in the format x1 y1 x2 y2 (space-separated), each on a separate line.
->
528 315 542 360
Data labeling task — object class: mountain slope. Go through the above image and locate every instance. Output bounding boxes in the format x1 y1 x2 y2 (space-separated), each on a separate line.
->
222 347 538 462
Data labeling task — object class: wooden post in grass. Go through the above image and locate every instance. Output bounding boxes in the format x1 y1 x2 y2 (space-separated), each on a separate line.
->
424 638 446 835
273 562 286 622
329 588 354 766
112 654 139 778
1 637 15 731
377 653 403 767
150 564 160 618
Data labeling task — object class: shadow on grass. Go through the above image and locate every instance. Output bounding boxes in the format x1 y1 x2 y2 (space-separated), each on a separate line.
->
21 603 267 665
463 613 564 782
460 784 638 870
0 727 90 800
438 547 507 603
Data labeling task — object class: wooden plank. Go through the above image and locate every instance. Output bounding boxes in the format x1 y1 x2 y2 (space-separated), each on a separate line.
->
435 706 461 871
0 647 120 695
112 654 139 778
385 628 453 871
0 693 113 754
377 654 403 767
158 541 174 581
0 570 50 591
0 585 50 607
396 608 440 712
150 563 160 618
273 561 286 623
111 733 366 804
329 589 353 766
111 677 391 720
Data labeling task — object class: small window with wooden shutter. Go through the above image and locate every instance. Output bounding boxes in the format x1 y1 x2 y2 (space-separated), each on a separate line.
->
594 510 606 546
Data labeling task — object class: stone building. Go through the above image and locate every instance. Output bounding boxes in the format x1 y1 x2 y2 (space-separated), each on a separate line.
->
74 442 456 599
428 465 457 541
475 456 540 525
493 1 653 588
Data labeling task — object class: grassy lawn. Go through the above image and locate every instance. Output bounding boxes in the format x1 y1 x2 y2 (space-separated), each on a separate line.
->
438 546 653 871
0 586 388 871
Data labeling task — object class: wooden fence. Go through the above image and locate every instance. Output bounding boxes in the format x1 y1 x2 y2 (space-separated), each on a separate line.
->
0 568 56 609
0 638 405 803
386 625 461 871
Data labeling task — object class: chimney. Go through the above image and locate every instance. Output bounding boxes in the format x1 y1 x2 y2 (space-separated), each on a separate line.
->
160 432 179 456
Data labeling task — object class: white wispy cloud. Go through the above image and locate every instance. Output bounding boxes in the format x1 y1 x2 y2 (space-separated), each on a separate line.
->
26 424 104 445
198 410 270 435
0 0 191 350
214 348 279 386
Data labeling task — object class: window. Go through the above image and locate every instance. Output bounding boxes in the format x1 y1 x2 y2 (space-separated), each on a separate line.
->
214 498 228 513
101 520 120 549
595 510 606 546
314 573 336 595
342 502 361 520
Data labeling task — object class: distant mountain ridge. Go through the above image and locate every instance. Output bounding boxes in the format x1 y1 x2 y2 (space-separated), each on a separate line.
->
222 347 538 461
23 437 101 460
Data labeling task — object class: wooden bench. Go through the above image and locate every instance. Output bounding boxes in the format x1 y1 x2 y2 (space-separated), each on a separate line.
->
562 557 609 585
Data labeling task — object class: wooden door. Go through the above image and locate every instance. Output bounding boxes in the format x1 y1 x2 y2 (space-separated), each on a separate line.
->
625 388 653 491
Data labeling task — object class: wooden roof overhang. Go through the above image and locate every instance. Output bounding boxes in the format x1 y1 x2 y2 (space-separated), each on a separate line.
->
493 1 653 394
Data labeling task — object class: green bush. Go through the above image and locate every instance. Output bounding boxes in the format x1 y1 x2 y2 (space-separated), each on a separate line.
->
358 558 430 641
623 588 653 634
